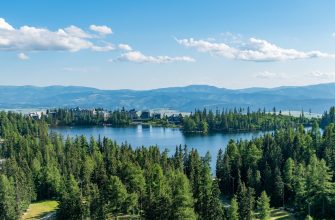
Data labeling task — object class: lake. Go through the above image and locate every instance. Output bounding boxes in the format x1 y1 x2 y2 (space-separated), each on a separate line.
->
51 125 268 173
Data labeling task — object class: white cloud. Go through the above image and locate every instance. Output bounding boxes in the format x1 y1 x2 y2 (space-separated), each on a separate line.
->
0 18 14 31
17 52 29 60
113 51 195 64
89 25 112 35
91 42 115 52
64 25 92 38
177 37 335 61
0 18 194 64
118 44 132 51
309 71 335 78
254 71 287 79
0 18 114 52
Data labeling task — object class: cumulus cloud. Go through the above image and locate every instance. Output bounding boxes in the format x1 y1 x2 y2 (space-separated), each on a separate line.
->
0 18 195 64
118 44 132 51
0 18 114 52
113 51 195 64
89 25 112 35
17 52 29 60
0 18 14 30
64 25 92 38
177 37 335 61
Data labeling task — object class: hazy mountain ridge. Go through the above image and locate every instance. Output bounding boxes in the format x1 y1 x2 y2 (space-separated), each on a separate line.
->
0 83 335 113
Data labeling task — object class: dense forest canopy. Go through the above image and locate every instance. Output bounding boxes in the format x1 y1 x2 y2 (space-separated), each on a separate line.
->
182 108 312 134
0 111 224 219
321 106 335 128
44 108 131 126
0 107 334 219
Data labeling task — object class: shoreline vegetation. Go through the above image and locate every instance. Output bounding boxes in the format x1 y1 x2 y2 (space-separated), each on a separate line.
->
0 107 334 219
37 107 315 134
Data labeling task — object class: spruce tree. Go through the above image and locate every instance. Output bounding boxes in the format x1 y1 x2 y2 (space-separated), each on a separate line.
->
0 175 17 220
170 172 196 220
229 196 239 220
257 191 270 220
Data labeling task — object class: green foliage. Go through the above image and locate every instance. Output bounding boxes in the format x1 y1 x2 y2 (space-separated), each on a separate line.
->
237 182 255 220
305 215 313 220
182 108 311 134
229 196 239 220
1 108 335 219
304 155 335 217
320 106 335 128
58 175 84 220
257 191 270 220
0 174 17 220
215 112 335 219
169 172 196 220
104 176 129 216
44 108 131 126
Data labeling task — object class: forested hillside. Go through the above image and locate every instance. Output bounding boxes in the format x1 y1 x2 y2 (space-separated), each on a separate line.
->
0 112 224 219
216 121 335 219
0 111 334 219
1 83 335 112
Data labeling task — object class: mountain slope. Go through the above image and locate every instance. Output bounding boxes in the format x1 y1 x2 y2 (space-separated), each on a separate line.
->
0 83 334 113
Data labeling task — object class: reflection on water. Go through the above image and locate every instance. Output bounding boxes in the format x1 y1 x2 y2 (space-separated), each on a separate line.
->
51 125 268 173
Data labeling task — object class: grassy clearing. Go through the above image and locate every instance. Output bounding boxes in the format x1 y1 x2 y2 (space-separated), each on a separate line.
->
270 208 296 220
254 208 296 220
21 200 58 220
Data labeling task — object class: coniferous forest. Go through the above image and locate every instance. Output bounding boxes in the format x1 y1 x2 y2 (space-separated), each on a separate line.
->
182 108 311 134
0 110 334 219
42 107 312 135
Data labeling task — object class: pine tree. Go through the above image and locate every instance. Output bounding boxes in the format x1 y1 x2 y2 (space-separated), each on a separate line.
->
273 168 284 207
104 175 128 217
216 148 224 190
58 175 84 220
170 172 196 220
237 182 255 220
197 154 213 219
208 179 224 220
144 164 171 220
0 175 17 220
229 196 239 220
257 191 270 220
305 155 335 218
283 158 295 205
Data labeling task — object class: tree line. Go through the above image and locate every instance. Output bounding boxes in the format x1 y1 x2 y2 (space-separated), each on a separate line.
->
44 108 131 126
41 107 313 135
182 108 312 134
321 106 335 128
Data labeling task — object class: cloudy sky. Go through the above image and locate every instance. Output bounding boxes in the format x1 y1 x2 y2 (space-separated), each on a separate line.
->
1 0 335 90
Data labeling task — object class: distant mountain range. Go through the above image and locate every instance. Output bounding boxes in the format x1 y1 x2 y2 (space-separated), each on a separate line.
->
0 83 335 113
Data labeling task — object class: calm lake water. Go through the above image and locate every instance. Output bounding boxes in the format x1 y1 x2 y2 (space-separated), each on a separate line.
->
51 125 268 173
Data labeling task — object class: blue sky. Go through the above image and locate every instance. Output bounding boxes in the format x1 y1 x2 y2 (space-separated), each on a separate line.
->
1 0 335 89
